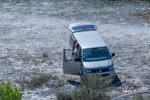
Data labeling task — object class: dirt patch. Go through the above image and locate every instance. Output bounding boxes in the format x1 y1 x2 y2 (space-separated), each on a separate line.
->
16 74 60 90
134 9 150 22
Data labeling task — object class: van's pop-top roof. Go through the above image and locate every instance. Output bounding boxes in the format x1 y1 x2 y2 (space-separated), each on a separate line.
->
69 22 97 33
69 22 106 49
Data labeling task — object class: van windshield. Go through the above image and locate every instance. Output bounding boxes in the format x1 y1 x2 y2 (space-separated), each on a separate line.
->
83 47 111 61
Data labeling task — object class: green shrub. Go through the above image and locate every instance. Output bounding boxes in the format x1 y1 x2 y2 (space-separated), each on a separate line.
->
57 74 113 100
73 74 112 100
0 81 23 100
56 92 73 100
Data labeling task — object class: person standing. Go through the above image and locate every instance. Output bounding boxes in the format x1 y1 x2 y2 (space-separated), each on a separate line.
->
72 43 79 60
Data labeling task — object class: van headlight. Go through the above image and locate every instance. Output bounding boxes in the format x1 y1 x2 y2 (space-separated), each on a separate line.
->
85 69 92 73
109 66 114 70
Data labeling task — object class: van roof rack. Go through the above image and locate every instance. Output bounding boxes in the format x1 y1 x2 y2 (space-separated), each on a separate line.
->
69 22 97 33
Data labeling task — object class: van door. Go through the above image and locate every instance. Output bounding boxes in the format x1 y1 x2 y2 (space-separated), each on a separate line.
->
63 49 81 75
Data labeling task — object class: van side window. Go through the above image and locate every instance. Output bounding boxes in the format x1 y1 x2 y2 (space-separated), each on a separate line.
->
69 35 76 50
79 47 82 58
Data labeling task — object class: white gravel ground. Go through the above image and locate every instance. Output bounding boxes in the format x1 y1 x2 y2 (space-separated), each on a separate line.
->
0 0 150 100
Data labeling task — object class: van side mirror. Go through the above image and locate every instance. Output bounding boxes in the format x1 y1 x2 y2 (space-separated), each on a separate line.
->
111 53 115 57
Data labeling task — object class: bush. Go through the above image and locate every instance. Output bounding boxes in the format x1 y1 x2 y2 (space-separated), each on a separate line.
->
56 92 73 100
73 74 112 100
0 81 23 100
57 74 113 100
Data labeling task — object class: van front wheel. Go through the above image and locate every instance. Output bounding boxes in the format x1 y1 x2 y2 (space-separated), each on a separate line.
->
80 73 88 81
80 71 85 81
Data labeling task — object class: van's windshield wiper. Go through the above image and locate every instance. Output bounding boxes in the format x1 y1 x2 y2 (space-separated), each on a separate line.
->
84 56 111 62
99 56 111 61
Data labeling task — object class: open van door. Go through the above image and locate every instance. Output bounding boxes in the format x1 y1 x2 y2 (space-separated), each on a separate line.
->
63 49 81 75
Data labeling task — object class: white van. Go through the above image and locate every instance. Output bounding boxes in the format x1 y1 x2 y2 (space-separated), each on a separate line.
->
63 22 116 79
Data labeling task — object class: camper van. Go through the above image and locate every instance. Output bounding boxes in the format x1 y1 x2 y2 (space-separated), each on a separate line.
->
63 22 116 79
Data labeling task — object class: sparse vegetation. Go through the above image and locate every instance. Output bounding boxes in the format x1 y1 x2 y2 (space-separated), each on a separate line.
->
0 0 150 4
134 10 150 22
56 92 73 100
0 0 30 3
0 81 22 100
26 75 53 88
57 74 113 100
133 93 146 100
17 74 59 90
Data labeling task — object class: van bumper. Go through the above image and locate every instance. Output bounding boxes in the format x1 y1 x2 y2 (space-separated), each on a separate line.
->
82 69 116 79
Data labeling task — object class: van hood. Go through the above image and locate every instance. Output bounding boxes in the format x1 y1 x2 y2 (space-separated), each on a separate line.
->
83 59 113 69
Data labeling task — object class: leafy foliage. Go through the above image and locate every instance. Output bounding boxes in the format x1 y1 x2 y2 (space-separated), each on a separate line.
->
0 81 22 100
